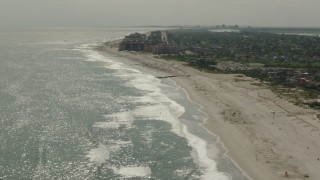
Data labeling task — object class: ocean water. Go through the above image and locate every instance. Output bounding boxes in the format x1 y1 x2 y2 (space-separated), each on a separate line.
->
0 28 248 179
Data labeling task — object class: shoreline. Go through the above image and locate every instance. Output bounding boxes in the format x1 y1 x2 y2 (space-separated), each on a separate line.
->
97 41 320 180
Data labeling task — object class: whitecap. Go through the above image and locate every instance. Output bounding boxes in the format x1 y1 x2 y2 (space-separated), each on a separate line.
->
112 166 151 178
86 143 109 165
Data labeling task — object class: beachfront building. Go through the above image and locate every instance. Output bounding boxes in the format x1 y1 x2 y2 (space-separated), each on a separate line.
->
119 31 178 54
153 44 178 54
119 33 146 51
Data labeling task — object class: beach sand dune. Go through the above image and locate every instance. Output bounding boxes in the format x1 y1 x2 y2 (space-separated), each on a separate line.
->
99 41 320 180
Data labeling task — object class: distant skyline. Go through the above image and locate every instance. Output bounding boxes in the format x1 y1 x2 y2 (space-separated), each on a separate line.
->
0 0 319 27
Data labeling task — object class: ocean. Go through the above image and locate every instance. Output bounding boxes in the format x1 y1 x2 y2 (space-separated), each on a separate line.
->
0 28 247 179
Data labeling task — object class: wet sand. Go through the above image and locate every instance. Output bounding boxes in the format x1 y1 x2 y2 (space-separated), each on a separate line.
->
99 41 320 180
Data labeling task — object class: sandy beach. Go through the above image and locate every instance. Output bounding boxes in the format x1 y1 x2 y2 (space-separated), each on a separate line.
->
98 41 320 180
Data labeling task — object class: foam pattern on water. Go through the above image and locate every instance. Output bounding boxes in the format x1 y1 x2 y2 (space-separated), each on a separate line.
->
112 166 152 178
81 45 230 180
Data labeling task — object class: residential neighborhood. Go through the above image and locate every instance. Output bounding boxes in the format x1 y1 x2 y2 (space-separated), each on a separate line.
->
119 28 320 108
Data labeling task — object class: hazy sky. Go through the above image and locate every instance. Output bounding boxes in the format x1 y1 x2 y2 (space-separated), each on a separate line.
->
0 0 319 27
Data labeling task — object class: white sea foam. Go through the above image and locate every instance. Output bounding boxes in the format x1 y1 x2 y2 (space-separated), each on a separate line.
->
86 53 113 63
112 166 151 178
126 71 230 179
182 125 229 180
103 111 134 123
92 121 121 129
133 104 184 137
125 69 186 127
111 66 141 73
81 46 231 180
86 143 109 165
128 95 158 104
102 140 133 153
104 63 123 70
126 73 170 93
93 111 134 129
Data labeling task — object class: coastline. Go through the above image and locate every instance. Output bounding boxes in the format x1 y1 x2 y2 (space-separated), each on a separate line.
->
97 40 320 180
